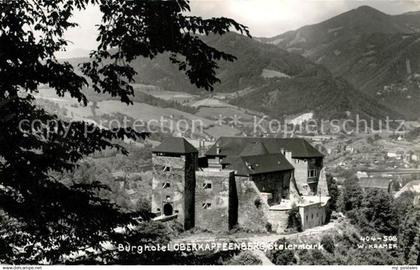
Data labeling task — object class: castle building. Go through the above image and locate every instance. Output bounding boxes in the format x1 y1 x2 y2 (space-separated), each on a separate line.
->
151 137 330 233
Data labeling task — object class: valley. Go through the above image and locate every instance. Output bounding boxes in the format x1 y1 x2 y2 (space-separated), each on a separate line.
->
36 4 420 219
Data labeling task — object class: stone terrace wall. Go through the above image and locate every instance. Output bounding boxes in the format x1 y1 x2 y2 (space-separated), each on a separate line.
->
299 203 327 230
267 209 289 233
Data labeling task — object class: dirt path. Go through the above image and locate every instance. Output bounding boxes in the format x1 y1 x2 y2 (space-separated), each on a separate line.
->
171 219 341 265
252 249 274 265
174 219 339 244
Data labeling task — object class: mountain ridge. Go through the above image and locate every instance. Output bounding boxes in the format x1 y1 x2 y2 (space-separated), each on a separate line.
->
63 32 401 120
261 5 420 119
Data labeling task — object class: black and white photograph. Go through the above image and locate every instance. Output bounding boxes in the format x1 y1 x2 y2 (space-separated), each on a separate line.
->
0 0 420 267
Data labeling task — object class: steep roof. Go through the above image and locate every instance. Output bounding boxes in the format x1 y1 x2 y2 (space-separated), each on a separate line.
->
152 137 198 154
395 180 420 198
206 137 323 158
359 178 391 190
239 141 269 157
224 153 294 176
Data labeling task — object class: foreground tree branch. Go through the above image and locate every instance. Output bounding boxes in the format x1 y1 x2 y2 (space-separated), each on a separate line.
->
0 0 250 263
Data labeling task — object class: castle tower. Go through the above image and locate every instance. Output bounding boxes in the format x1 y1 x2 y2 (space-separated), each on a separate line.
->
151 137 198 230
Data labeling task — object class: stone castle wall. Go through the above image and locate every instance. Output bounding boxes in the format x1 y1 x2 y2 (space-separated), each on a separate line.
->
151 153 197 230
184 153 197 230
251 171 292 205
235 176 271 232
153 155 186 169
290 159 310 195
152 162 186 224
285 157 323 196
151 146 327 233
195 170 235 232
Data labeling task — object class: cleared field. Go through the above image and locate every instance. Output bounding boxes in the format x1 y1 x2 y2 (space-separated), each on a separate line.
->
97 101 208 123
377 138 420 153
261 68 291 79
205 125 241 138
132 84 199 102
35 88 250 138
35 87 73 100
94 101 214 135
195 106 256 122
35 96 92 122
213 87 259 100
190 98 235 108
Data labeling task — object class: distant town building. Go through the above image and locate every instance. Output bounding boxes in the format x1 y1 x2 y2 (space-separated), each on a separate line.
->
344 145 354 154
358 177 393 192
387 152 401 159
394 180 420 208
357 168 420 194
151 137 330 233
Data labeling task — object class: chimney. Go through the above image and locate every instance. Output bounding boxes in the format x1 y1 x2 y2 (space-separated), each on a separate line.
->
216 143 221 155
406 58 412 75
281 148 293 163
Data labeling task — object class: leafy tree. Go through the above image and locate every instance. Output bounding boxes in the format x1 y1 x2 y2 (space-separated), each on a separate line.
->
267 239 297 265
287 205 303 232
296 248 336 265
225 251 262 265
360 189 398 235
407 234 420 265
393 191 416 223
341 176 363 212
399 207 420 264
332 229 402 265
309 249 330 265
321 235 335 254
326 174 339 211
0 0 249 264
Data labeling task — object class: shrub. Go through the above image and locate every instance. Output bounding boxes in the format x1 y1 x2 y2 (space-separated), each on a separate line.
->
342 177 363 212
254 198 262 208
267 239 297 265
265 222 273 232
287 206 303 232
321 235 335 254
225 251 262 265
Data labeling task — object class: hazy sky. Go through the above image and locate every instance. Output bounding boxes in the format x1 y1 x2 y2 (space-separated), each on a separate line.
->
59 0 420 58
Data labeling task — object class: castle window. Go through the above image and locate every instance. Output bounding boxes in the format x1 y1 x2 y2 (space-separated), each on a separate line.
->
162 182 171 189
203 182 212 190
163 166 171 172
311 214 314 220
254 198 262 209
308 169 317 178
202 202 212 209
